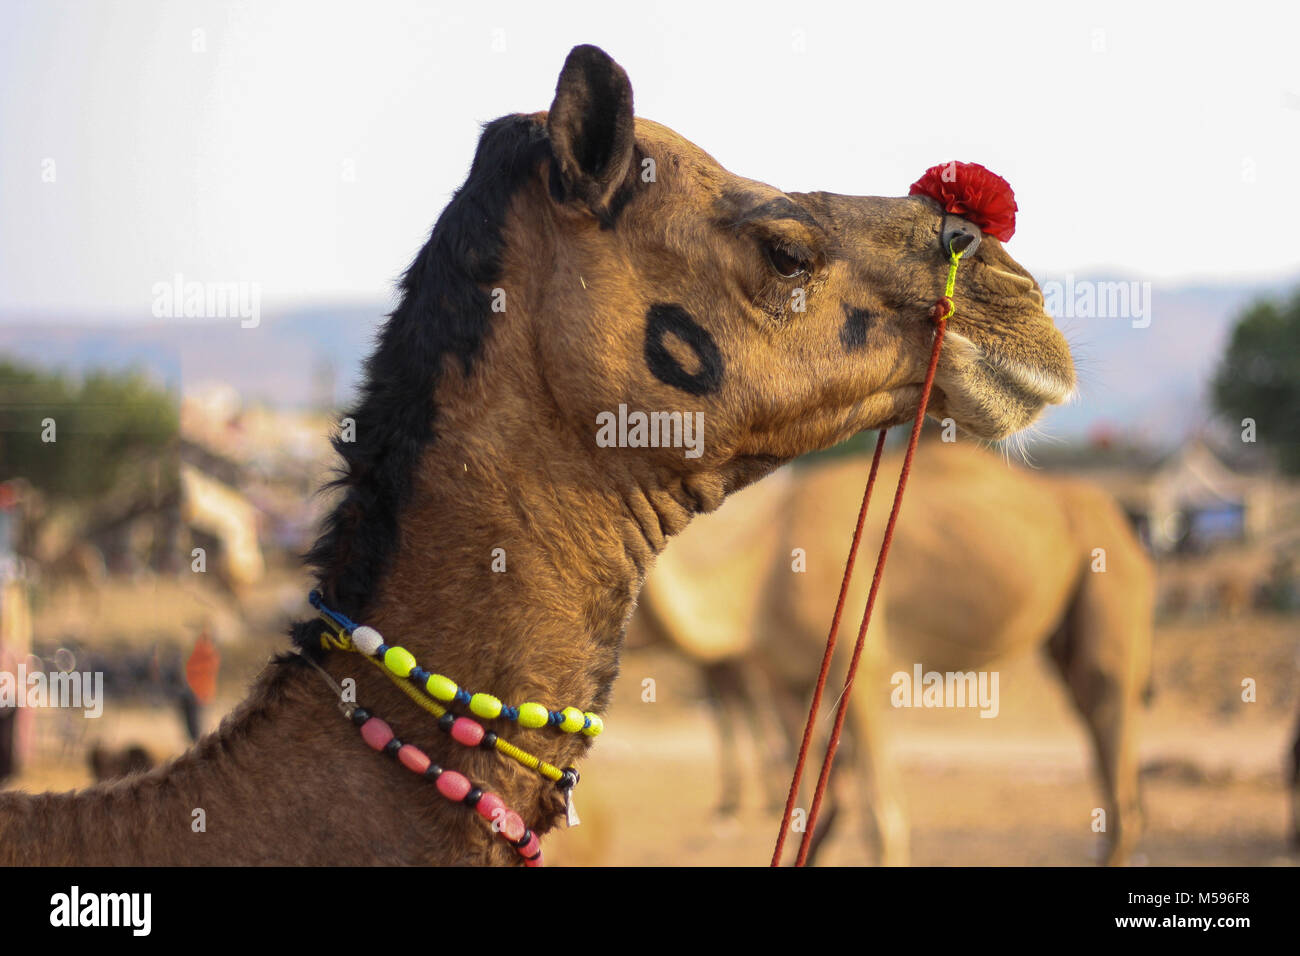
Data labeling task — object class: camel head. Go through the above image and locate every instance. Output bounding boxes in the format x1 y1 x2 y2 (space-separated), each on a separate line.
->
312 44 1079 614
520 45 1074 490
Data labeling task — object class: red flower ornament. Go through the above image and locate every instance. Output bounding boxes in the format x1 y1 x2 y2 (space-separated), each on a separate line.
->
909 161 1018 242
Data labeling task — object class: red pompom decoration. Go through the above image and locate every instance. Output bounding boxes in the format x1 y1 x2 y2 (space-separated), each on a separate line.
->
909 161 1018 242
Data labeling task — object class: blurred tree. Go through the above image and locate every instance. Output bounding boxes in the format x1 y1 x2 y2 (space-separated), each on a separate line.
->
1212 289 1300 474
0 359 178 500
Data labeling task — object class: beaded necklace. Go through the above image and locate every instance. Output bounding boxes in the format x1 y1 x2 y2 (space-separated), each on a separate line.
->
305 591 603 862
296 649 543 865
310 592 603 739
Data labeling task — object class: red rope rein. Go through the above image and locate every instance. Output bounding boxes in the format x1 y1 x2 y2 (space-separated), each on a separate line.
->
769 429 888 866
771 275 954 867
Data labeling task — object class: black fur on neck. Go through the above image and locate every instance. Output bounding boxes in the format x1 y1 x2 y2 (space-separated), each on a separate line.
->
291 114 553 654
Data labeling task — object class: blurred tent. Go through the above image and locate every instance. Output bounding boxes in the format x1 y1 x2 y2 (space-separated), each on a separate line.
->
1088 439 1271 555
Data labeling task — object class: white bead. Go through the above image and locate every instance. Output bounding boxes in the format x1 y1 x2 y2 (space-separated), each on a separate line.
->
350 625 383 656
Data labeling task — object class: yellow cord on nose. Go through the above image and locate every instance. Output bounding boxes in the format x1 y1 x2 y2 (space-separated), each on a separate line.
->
944 246 964 298
931 246 964 323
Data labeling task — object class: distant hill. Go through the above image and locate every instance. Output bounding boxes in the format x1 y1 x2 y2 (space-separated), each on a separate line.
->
2 272 1298 442
0 303 383 411
1032 272 1299 442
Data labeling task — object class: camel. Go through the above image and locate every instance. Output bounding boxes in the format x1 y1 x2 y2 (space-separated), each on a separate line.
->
88 743 155 782
1290 704 1300 849
634 437 1154 865
0 45 1075 865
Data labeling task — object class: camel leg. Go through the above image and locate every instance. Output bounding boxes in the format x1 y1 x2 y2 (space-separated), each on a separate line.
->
795 622 909 866
750 661 847 866
764 683 846 867
760 633 905 865
849 697 910 865
1048 568 1151 866
750 663 805 811
709 658 794 815
701 662 744 817
845 636 910 866
1289 701 1300 850
738 660 795 811
801 721 856 866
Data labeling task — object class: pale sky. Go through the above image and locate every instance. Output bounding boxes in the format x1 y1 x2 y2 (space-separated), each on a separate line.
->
2 0 1298 319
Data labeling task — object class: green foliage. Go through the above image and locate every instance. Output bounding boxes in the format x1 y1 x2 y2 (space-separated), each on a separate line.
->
0 358 178 500
1212 289 1300 474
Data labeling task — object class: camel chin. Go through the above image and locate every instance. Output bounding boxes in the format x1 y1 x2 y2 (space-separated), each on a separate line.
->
932 328 1076 440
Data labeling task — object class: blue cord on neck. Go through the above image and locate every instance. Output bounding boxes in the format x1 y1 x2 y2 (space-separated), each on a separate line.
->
308 590 361 634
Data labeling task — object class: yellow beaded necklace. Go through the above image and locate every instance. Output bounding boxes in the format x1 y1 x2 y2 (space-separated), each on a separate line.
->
310 591 599 800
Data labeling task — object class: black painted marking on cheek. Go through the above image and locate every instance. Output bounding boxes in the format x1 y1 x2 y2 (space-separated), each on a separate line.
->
644 304 725 396
840 304 876 351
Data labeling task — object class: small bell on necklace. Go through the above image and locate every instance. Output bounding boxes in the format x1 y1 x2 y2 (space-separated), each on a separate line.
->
565 788 581 828
559 766 581 828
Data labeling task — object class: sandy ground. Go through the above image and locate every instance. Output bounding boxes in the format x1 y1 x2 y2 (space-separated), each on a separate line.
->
542 623 1299 866
5 576 1298 867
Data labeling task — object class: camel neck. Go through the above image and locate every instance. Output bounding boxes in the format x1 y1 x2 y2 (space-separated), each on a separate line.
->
299 396 730 849
350 406 723 708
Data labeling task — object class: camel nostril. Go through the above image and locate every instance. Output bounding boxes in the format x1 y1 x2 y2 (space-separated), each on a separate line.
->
941 215 981 259
945 229 979 258
949 233 976 256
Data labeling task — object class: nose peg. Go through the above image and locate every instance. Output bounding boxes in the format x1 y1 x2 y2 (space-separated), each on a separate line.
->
942 219 981 259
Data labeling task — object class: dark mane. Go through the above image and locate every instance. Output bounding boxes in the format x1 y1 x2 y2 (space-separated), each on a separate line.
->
291 114 552 654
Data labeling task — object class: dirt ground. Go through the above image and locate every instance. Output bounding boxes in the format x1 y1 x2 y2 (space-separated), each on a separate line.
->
5 575 1299 867
545 613 1300 867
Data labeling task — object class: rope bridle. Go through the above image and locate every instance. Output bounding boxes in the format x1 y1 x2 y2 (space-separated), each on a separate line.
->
771 242 964 866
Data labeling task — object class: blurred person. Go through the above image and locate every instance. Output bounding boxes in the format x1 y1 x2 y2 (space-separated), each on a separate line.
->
180 628 220 742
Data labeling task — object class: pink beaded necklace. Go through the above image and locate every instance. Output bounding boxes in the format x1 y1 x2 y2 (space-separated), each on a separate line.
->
296 649 544 866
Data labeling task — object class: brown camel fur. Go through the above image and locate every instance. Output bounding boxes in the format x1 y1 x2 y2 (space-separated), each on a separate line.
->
634 438 1153 865
0 45 1074 865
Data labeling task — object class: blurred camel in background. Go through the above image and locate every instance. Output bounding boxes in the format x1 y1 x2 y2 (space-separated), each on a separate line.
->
632 437 1155 865
1290 704 1300 848
88 743 155 781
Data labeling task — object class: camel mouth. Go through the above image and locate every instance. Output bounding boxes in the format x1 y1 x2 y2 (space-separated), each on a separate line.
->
982 351 1076 407
933 329 1075 440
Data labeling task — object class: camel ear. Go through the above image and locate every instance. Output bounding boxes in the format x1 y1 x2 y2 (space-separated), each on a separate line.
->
547 45 635 216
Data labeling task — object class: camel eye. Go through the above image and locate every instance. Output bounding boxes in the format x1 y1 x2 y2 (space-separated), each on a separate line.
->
764 242 810 279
